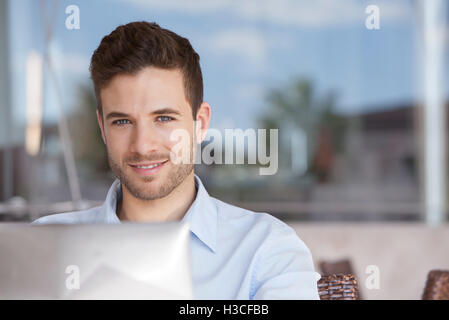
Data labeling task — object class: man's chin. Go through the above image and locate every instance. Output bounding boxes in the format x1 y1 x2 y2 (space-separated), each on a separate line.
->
124 180 165 200
116 163 193 201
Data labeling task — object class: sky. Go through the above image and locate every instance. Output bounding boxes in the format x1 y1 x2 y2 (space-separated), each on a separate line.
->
7 0 448 132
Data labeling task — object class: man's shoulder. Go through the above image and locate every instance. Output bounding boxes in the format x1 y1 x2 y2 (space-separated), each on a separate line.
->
31 206 104 225
210 196 294 234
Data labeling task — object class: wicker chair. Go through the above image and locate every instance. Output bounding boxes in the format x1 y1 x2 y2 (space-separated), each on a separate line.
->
422 270 449 300
319 259 362 300
319 259 355 276
317 273 359 300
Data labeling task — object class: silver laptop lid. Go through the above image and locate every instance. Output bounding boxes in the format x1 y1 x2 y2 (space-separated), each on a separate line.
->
0 222 193 299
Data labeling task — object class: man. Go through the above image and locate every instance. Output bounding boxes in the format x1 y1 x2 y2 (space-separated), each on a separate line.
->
32 21 320 299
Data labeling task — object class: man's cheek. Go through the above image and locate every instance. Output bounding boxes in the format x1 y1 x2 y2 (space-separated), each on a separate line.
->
107 142 126 162
168 142 191 165
168 128 191 164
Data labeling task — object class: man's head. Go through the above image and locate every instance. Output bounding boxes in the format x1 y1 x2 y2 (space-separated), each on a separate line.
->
89 21 210 200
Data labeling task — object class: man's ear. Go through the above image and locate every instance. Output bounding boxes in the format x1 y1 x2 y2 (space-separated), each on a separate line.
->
195 102 211 144
96 110 106 144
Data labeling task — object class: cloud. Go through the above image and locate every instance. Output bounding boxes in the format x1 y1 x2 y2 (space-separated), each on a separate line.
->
204 27 298 71
126 0 229 14
208 29 268 66
125 0 412 28
237 0 412 27
122 0 413 68
235 83 266 101
56 53 90 74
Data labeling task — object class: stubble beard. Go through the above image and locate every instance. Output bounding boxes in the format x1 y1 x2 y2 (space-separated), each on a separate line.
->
107 146 194 201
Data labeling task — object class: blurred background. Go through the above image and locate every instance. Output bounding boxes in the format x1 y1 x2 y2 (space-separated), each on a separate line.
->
0 0 448 299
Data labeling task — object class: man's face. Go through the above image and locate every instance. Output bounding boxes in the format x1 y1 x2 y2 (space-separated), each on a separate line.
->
97 66 206 200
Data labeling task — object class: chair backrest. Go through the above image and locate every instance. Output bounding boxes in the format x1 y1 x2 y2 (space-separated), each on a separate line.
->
422 270 449 300
319 258 354 276
317 273 359 300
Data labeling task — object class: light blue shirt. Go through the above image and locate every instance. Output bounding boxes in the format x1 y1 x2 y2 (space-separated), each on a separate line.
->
32 175 320 299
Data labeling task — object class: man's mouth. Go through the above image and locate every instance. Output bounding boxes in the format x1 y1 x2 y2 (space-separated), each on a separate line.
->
128 160 168 175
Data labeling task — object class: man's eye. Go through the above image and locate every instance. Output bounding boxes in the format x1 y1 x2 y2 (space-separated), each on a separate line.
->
112 119 130 126
157 116 174 122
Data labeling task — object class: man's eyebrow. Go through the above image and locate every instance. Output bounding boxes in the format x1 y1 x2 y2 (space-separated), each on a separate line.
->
105 108 182 120
105 112 129 120
151 108 182 116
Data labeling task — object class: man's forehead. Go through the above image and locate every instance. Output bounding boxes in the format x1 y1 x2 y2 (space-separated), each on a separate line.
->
100 67 191 116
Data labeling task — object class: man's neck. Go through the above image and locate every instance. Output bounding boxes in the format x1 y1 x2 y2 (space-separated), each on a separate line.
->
117 172 197 222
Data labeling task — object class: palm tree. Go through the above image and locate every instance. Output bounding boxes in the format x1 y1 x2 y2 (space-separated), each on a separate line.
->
259 78 347 181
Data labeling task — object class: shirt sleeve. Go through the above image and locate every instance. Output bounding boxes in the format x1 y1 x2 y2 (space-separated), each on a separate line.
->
251 225 321 300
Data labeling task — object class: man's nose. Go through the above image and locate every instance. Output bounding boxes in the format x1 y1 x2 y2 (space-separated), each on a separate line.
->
129 123 161 155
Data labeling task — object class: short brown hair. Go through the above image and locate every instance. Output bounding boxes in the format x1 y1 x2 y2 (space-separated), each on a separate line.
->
89 21 203 118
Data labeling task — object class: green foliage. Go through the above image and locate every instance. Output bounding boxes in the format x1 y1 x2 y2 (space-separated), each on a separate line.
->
259 78 348 174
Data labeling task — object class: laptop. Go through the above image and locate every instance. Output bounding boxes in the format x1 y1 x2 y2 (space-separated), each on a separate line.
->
0 222 193 299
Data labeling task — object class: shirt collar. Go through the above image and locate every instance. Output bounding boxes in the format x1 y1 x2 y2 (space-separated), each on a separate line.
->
181 175 218 253
99 174 218 253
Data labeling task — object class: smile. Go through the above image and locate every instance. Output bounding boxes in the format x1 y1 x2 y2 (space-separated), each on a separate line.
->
128 160 168 176
135 163 163 169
